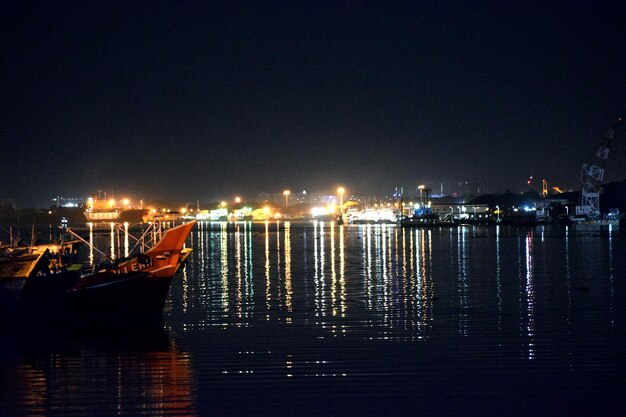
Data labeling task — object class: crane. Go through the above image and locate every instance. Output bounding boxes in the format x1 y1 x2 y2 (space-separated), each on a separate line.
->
575 117 623 219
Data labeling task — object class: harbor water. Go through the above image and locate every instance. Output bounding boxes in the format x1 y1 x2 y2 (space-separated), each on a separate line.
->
1 222 625 416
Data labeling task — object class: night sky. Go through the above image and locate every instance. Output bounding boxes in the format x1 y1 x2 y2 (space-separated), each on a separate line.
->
2 1 625 207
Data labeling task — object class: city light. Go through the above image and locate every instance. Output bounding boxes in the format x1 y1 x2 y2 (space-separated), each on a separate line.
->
283 190 290 208
311 207 330 217
337 186 345 212
70 180 558 227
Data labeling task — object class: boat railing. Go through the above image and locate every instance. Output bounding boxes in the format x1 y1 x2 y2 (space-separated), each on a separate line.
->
65 219 174 269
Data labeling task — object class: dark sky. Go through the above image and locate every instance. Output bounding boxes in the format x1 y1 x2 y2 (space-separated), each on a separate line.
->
2 1 625 207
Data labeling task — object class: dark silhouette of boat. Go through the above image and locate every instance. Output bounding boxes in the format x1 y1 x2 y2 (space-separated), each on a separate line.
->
400 214 454 228
66 220 195 321
15 221 196 324
65 270 169 320
1 249 49 316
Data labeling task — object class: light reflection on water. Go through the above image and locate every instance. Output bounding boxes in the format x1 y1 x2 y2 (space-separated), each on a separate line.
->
173 222 623 351
1 328 196 416
2 223 625 415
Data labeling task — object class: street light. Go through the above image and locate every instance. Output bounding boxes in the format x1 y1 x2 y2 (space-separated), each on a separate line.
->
337 187 345 212
235 196 241 204
283 190 290 208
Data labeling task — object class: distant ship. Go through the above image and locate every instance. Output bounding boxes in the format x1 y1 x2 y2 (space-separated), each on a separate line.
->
84 196 127 222
84 196 148 224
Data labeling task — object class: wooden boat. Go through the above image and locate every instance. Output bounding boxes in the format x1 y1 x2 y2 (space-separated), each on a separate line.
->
64 221 196 320
10 221 195 324
0 250 49 315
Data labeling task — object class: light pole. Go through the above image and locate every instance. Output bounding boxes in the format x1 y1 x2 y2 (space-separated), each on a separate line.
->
283 190 290 209
336 186 346 224
337 187 345 212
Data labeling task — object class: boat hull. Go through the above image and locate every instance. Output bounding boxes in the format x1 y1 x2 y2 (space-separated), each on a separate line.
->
0 278 26 316
66 272 175 321
19 271 81 318
1 251 49 319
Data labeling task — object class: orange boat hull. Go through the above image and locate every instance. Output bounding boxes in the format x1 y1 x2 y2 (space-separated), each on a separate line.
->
114 221 195 277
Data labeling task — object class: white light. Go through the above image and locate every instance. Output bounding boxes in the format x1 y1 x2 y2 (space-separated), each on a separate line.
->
311 207 328 217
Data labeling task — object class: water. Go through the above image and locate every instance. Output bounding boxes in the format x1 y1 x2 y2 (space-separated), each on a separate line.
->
1 222 625 416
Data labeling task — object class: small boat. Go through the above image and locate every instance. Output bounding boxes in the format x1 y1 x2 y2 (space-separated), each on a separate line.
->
0 250 49 315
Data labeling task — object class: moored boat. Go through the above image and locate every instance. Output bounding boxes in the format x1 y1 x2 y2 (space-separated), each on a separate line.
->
400 213 454 228
14 221 196 324
63 220 196 321
0 250 49 315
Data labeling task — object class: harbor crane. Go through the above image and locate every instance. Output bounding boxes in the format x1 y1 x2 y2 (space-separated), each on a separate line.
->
575 117 623 219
